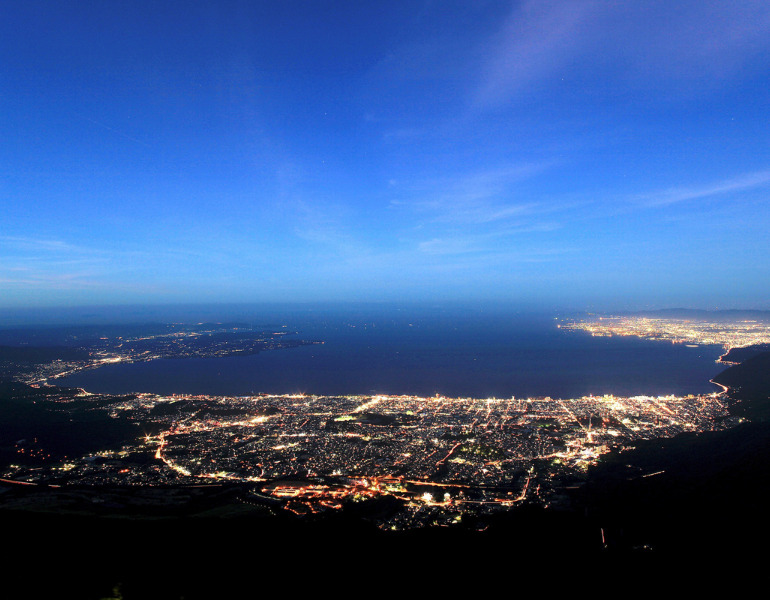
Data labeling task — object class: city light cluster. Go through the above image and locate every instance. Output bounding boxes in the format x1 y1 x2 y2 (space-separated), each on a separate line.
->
2 388 736 529
561 315 770 356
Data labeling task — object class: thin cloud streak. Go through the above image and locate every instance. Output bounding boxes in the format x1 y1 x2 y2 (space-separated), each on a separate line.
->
0 273 109 290
0 236 169 290
393 163 554 226
416 222 563 257
641 170 770 207
0 236 95 254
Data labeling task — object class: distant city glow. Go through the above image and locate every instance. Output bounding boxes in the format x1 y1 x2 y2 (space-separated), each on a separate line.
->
563 315 770 356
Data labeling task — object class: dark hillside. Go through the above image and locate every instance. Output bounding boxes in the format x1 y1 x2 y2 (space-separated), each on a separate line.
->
578 351 770 555
713 350 770 420
719 343 770 364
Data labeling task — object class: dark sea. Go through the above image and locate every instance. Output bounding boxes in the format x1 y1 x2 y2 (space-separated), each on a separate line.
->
55 306 726 399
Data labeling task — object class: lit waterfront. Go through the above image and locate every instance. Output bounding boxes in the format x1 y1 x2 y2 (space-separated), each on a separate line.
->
561 315 770 355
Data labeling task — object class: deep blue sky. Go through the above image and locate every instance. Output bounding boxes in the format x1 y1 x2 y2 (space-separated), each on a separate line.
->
2 1 769 310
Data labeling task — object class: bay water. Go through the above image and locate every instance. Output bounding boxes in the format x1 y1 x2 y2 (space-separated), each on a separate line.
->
57 308 725 399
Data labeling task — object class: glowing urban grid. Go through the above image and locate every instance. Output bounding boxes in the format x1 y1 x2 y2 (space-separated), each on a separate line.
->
4 386 735 529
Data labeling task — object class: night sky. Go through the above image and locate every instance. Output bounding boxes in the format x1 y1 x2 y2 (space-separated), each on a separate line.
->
2 1 769 310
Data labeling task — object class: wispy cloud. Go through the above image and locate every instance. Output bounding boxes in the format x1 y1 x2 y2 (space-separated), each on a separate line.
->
472 1 770 110
0 236 118 290
416 221 562 257
388 164 574 267
79 114 152 148
640 170 770 207
0 272 109 290
283 197 361 257
0 236 94 254
394 163 553 225
473 0 598 109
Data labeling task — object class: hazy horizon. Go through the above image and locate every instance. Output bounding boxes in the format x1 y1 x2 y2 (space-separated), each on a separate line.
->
1 300 769 329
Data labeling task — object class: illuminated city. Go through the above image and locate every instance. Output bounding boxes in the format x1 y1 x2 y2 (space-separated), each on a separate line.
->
561 315 770 359
2 385 736 530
